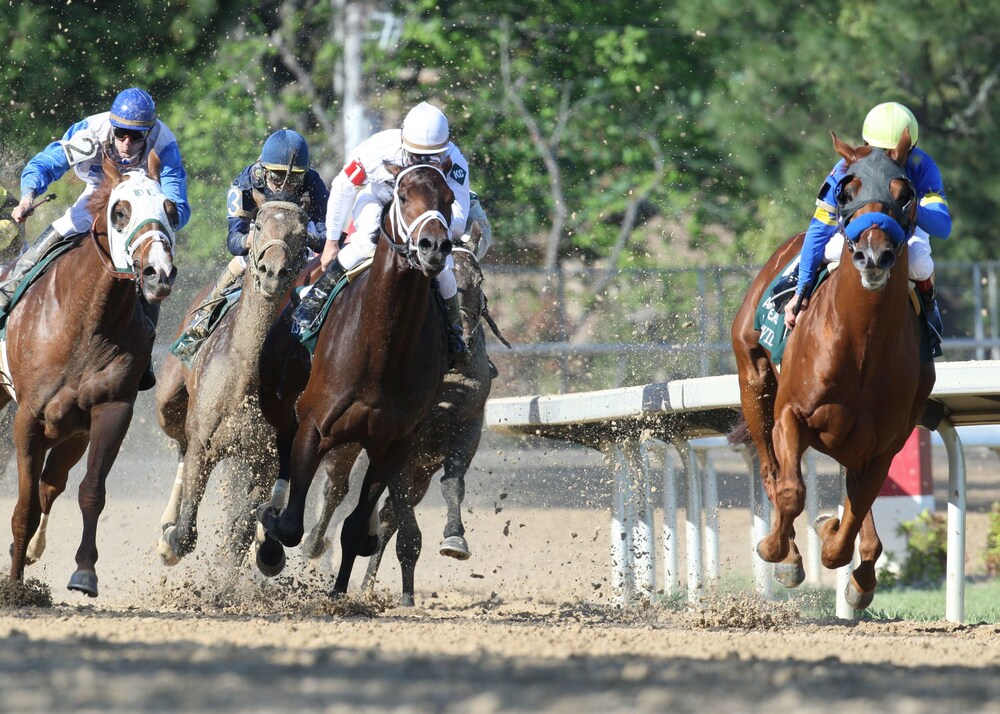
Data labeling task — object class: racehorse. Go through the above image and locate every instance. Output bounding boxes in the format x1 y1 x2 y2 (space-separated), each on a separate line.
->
1 151 176 596
300 222 510 604
155 196 309 566
730 129 935 610
256 161 455 594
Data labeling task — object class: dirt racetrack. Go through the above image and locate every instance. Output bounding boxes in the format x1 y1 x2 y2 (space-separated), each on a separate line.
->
1 399 1000 713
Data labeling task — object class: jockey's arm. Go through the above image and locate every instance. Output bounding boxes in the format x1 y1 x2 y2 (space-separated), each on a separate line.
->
320 236 341 272
16 124 79 222
325 162 365 243
156 142 190 230
911 155 952 240
226 215 250 257
303 170 330 249
444 156 471 240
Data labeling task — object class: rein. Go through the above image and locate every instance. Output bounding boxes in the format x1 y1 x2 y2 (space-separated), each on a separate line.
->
451 246 511 350
247 201 307 286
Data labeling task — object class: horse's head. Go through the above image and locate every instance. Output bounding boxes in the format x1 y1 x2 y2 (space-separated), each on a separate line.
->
831 130 917 291
246 196 309 299
383 161 454 276
93 150 178 302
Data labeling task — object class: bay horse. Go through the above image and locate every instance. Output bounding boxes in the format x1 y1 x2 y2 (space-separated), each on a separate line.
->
0 151 177 596
155 196 309 566
255 161 454 593
300 222 510 604
731 129 935 610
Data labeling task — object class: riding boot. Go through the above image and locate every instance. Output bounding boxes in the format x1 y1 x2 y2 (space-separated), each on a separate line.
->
916 278 944 359
138 295 160 391
291 257 347 332
186 264 241 340
444 293 469 367
768 271 799 313
0 225 63 312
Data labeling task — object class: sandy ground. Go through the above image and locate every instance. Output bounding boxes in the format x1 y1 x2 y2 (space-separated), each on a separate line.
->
2 400 1000 712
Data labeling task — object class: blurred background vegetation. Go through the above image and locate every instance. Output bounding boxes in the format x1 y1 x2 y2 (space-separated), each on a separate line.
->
1 0 998 387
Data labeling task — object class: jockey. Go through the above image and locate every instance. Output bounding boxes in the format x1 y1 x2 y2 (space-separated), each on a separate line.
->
183 129 329 340
292 101 478 362
784 101 952 356
3 87 190 389
0 186 24 260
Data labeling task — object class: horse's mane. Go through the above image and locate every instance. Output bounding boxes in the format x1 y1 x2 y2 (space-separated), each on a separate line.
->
87 175 116 228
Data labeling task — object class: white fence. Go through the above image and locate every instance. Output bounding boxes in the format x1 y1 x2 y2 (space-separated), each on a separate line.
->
486 360 1000 623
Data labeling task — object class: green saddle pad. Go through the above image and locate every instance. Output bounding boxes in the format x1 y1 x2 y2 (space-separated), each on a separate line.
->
753 261 829 366
169 288 242 366
0 238 79 338
294 273 354 355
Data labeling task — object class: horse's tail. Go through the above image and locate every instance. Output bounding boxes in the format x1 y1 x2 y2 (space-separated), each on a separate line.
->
727 416 751 447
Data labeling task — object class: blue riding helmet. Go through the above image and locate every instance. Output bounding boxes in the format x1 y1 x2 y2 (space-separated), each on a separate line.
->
110 88 157 130
260 129 310 172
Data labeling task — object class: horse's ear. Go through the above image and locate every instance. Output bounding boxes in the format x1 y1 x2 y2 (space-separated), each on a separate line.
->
385 161 403 178
439 157 453 175
831 131 860 164
147 149 161 183
889 127 913 164
251 187 266 208
164 199 179 229
102 150 123 188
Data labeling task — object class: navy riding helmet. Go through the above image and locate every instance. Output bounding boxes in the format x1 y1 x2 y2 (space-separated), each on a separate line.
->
110 88 157 130
260 129 310 172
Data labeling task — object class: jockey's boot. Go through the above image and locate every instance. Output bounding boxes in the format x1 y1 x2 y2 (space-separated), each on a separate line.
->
0 225 63 312
138 296 160 391
768 270 799 313
291 257 347 333
487 356 499 380
186 263 242 341
916 278 944 359
444 293 469 368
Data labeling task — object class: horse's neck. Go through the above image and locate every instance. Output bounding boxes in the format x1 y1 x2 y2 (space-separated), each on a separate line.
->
60 235 137 333
226 281 284 369
360 243 433 358
826 256 912 352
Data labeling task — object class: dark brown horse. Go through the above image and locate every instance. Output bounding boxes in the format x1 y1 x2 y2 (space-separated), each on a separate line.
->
300 223 509 604
256 162 454 594
731 130 934 610
0 151 177 596
155 197 309 566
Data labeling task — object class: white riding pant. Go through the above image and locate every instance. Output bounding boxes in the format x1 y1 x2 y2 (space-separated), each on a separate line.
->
51 183 98 237
823 226 934 281
336 186 457 300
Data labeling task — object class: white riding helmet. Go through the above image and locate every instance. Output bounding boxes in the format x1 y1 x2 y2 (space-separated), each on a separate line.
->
401 102 450 155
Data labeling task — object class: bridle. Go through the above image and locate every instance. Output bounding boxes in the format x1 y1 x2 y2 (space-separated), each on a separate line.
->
98 172 175 281
246 200 308 290
379 164 451 269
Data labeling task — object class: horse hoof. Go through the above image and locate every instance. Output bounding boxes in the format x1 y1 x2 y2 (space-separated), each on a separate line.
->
255 535 286 577
814 513 837 530
439 536 471 560
67 570 99 597
846 583 875 611
158 526 182 567
305 537 330 561
401 593 415 607
773 561 806 588
358 534 379 558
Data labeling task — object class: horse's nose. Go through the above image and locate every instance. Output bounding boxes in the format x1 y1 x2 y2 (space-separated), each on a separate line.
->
418 235 452 256
876 248 896 271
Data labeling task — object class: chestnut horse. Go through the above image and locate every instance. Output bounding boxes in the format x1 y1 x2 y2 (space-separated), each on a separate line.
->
155 196 309 566
256 162 453 594
0 151 177 596
731 130 935 610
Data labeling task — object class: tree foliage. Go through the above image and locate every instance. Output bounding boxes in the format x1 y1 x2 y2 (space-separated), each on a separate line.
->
1 0 998 269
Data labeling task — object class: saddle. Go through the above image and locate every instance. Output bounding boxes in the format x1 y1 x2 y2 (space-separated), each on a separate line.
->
294 257 373 355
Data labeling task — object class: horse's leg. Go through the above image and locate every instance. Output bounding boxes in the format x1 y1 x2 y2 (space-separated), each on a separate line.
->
303 444 362 560
816 455 893 571
844 510 883 611
361 493 397 595
388 472 422 606
70 401 134 596
733 339 781 505
159 439 217 564
25 435 89 565
221 460 264 565
262 418 324 549
756 404 807 586
334 441 411 596
440 421 481 559
9 408 45 585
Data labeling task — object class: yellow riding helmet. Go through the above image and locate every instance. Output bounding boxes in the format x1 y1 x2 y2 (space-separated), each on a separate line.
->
862 102 919 148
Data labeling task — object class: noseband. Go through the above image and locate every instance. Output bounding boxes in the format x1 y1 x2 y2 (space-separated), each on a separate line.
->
380 164 451 269
835 149 915 254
